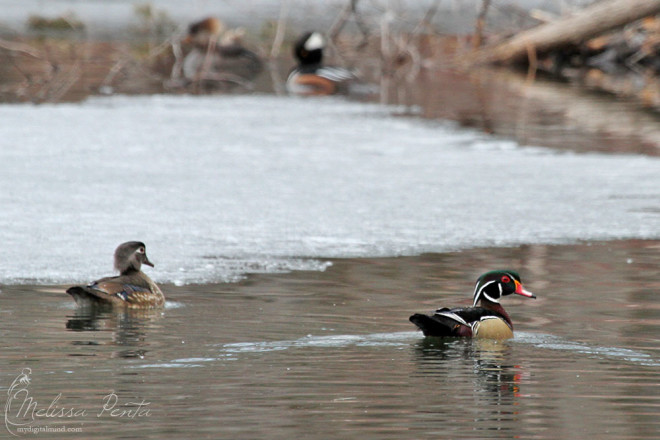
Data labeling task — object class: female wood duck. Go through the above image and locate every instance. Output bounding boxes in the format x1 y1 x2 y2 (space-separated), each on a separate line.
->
409 270 536 339
286 31 357 96
66 241 165 308
181 17 263 87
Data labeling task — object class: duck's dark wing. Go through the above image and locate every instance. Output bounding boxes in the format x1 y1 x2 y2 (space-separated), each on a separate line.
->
66 275 151 307
409 307 507 338
409 312 472 337
216 45 263 79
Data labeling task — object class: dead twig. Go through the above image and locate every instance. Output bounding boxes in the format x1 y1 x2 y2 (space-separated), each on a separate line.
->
0 38 42 59
474 0 492 49
525 44 537 84
329 0 369 49
270 0 289 59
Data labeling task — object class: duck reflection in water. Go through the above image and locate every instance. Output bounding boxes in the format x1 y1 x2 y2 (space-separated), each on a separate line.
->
66 306 162 359
412 338 525 422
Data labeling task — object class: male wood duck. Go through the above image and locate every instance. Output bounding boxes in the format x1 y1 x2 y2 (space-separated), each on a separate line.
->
409 270 536 339
66 241 164 308
286 31 358 96
181 17 263 86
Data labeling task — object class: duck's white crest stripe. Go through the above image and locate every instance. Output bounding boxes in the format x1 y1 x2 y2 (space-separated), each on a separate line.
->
483 292 500 303
473 280 499 306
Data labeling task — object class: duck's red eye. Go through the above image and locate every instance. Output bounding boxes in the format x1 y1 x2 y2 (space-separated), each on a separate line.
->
501 275 511 283
138 247 145 254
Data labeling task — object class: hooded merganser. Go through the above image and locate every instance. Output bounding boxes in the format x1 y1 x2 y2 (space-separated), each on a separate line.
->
182 17 262 86
286 31 357 96
66 241 164 308
409 270 536 339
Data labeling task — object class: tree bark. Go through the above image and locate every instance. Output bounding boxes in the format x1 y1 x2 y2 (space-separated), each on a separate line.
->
466 0 660 65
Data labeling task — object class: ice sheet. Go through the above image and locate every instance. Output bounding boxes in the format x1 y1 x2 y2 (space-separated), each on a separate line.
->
1 95 658 285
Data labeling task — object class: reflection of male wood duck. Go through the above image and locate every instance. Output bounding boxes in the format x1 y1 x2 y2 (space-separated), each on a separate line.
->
182 17 262 85
286 31 358 96
410 270 536 339
67 241 164 308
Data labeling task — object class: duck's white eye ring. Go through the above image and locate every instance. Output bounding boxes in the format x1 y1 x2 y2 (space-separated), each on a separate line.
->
138 247 145 253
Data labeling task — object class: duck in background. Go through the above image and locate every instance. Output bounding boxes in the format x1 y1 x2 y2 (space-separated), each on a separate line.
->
181 17 262 89
66 241 165 309
286 31 359 96
409 270 536 339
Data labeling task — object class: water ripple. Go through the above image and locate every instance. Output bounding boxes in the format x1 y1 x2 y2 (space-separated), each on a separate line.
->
221 331 419 353
515 331 660 367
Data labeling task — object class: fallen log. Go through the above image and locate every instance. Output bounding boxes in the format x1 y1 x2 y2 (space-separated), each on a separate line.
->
467 0 660 65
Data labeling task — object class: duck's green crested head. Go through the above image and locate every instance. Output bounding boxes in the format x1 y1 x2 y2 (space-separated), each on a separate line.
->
472 270 535 306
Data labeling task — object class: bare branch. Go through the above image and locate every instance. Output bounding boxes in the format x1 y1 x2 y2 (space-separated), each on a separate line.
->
270 0 289 59
0 38 42 59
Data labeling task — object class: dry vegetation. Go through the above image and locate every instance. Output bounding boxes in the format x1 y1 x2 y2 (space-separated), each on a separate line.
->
0 1 658 111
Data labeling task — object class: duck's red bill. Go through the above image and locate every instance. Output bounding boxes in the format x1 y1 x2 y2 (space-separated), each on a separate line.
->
514 280 536 298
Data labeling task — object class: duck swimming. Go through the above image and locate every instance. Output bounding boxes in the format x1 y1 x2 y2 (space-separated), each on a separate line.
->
286 31 358 96
181 17 262 88
409 270 536 339
66 241 164 308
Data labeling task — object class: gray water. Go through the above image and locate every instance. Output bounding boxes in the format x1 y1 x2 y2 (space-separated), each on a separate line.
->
0 91 659 439
2 241 659 439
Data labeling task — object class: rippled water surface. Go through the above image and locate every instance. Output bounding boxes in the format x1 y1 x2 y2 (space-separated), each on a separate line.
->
1 78 659 439
2 241 659 439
